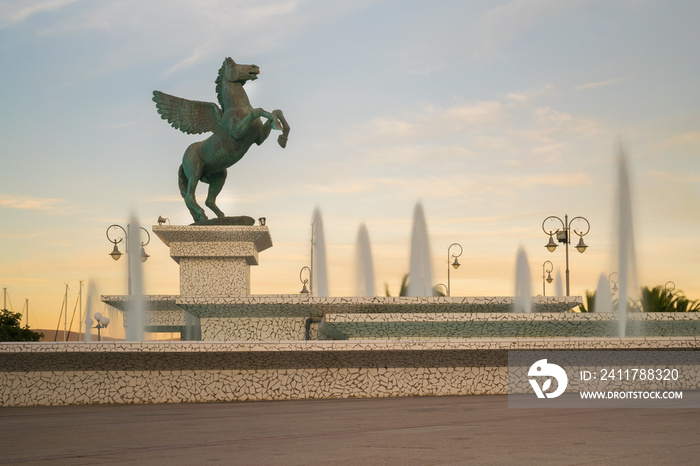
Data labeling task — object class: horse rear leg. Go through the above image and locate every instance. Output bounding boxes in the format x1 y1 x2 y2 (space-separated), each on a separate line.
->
181 148 207 223
204 169 227 219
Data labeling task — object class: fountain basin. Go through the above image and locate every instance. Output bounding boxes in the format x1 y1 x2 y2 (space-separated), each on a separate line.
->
102 295 583 340
2 337 699 407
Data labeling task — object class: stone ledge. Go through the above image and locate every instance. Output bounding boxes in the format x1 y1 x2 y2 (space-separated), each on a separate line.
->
2 337 700 353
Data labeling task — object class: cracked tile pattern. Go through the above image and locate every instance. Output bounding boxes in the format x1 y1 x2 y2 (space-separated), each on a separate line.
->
152 225 272 252
2 338 699 407
180 257 250 297
200 317 312 341
151 226 272 297
102 295 584 340
321 312 700 339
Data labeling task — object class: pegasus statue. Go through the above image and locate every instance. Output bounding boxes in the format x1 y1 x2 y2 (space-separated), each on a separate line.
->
153 57 290 223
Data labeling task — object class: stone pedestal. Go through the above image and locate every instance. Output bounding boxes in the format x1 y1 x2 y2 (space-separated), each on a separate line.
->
152 225 272 297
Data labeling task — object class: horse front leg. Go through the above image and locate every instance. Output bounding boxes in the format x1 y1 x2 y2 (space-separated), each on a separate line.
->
232 108 285 140
250 109 290 148
273 109 290 148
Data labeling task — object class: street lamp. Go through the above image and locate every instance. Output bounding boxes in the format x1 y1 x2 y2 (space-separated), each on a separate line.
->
542 214 590 296
435 283 448 297
92 312 110 341
542 260 554 296
447 243 462 297
106 224 151 294
609 272 619 294
665 281 675 298
299 266 311 295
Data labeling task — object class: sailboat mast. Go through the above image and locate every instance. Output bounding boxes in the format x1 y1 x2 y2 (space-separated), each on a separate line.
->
64 284 69 341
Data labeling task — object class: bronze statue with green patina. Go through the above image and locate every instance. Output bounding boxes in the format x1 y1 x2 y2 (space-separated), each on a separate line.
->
153 57 290 224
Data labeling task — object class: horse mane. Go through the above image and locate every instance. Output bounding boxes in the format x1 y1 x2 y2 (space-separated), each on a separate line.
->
214 58 231 110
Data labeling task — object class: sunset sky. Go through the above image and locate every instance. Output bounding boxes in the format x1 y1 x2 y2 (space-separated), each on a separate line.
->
1 0 698 338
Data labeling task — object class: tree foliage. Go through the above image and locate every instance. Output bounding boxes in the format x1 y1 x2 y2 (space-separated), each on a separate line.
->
0 309 44 342
638 286 700 312
577 285 700 312
384 274 445 297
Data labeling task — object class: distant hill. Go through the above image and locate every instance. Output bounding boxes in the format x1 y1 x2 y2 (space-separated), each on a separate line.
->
36 329 123 342
33 330 181 342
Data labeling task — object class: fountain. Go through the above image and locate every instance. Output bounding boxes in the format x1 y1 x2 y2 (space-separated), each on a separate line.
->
125 217 146 341
513 247 532 313
594 273 613 313
312 207 329 297
355 223 375 297
7 150 700 407
407 203 433 297
7 56 697 408
554 270 564 297
83 281 97 342
616 148 637 337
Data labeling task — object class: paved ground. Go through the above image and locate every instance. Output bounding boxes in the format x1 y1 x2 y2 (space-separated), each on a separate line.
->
1 395 699 465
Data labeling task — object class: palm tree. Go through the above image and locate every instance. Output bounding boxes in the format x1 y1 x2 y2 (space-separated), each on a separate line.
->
385 274 410 297
578 290 596 312
577 285 699 313
384 274 445 297
640 286 676 312
673 295 700 312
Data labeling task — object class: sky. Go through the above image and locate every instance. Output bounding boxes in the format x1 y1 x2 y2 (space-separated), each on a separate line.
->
0 0 699 337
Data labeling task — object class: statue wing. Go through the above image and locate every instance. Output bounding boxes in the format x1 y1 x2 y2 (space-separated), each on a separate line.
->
152 90 222 134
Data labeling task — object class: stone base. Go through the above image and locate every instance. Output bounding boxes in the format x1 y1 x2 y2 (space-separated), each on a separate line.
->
192 216 256 226
152 225 272 297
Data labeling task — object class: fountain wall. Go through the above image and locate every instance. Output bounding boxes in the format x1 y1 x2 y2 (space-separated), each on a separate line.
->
3 338 700 407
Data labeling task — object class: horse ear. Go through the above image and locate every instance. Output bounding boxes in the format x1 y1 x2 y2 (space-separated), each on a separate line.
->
226 57 236 65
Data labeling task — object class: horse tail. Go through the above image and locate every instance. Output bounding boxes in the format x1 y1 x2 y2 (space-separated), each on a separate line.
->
178 164 188 199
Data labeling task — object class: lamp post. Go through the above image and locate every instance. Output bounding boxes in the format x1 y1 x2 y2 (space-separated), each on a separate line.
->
92 312 110 341
446 243 462 297
665 281 675 298
106 224 151 295
299 266 311 295
542 260 554 296
609 272 619 294
542 214 590 297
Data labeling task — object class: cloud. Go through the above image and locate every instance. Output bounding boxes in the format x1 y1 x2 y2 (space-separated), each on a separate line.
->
0 0 82 29
648 170 700 184
352 100 507 145
346 89 600 169
475 0 579 59
663 132 700 147
575 78 626 91
33 0 380 77
507 84 553 104
0 194 67 211
0 232 44 239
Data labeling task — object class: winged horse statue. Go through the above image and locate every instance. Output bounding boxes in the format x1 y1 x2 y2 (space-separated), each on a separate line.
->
153 57 289 223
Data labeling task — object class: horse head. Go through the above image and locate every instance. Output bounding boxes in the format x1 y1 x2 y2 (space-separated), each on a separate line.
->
223 57 259 84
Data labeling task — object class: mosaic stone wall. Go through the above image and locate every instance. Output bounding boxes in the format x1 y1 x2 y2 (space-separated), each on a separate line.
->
320 312 700 339
180 257 251 297
102 295 585 340
200 317 313 341
2 338 699 407
151 225 272 298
